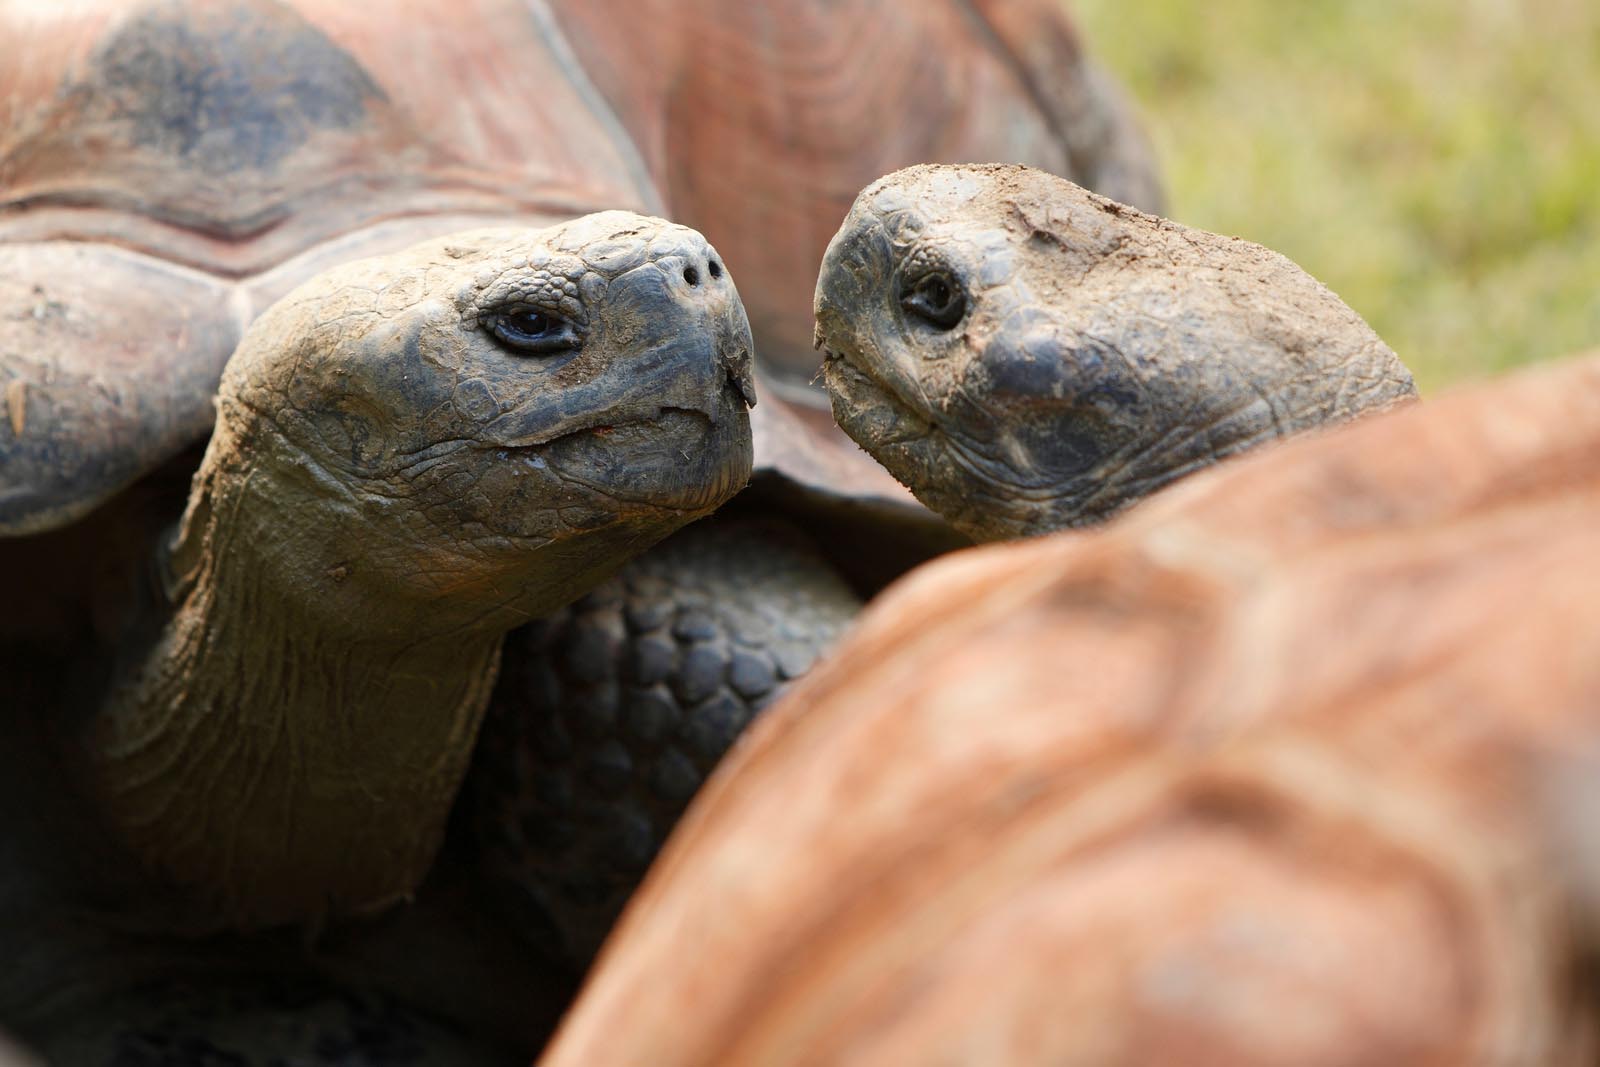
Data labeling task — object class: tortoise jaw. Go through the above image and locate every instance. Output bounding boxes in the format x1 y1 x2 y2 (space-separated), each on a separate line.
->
817 285 934 440
822 345 914 429
489 404 716 452
539 401 753 514
818 335 1081 541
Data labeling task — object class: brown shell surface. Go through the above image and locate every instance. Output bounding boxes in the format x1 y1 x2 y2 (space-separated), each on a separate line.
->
551 0 1162 381
540 351 1600 1066
0 0 1161 529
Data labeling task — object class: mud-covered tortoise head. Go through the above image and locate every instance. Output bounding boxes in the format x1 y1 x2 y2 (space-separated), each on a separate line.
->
815 164 1417 541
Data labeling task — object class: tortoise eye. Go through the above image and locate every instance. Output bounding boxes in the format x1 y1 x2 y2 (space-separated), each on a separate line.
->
900 271 966 330
490 307 582 355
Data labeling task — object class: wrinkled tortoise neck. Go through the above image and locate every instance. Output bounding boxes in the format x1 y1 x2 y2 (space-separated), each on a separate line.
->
79 414 507 930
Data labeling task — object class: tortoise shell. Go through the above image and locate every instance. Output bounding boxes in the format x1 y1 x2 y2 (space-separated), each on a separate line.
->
0 0 1161 534
542 350 1600 1065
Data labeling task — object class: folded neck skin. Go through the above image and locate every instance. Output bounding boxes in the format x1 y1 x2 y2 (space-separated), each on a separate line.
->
82 214 756 931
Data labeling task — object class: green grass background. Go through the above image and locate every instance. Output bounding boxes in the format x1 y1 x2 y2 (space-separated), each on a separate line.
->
1072 0 1600 392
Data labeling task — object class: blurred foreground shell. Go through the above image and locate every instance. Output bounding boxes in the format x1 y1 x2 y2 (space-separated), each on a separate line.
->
542 351 1600 1066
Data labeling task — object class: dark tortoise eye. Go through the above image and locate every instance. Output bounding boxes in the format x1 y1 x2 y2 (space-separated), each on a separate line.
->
490 308 583 355
900 271 966 330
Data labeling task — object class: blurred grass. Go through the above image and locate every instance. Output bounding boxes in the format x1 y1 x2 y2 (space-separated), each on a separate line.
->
1072 0 1600 392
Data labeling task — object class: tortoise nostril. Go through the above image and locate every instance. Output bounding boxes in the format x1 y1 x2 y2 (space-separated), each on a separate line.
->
684 265 701 287
708 260 723 280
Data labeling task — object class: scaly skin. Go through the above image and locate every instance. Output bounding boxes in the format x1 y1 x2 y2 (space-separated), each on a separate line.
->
814 164 1418 541
81 212 755 931
473 514 862 968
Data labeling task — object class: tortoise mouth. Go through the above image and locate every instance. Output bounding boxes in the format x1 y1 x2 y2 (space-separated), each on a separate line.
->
537 406 751 513
819 344 982 522
820 342 1101 538
816 323 942 427
488 405 715 454
820 348 936 449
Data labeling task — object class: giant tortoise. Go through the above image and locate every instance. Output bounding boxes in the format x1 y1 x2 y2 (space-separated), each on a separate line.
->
4 211 760 1062
542 351 1600 1066
0 0 1166 1059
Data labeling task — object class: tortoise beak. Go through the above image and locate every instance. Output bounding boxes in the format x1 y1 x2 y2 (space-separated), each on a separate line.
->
713 283 758 409
723 342 758 409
